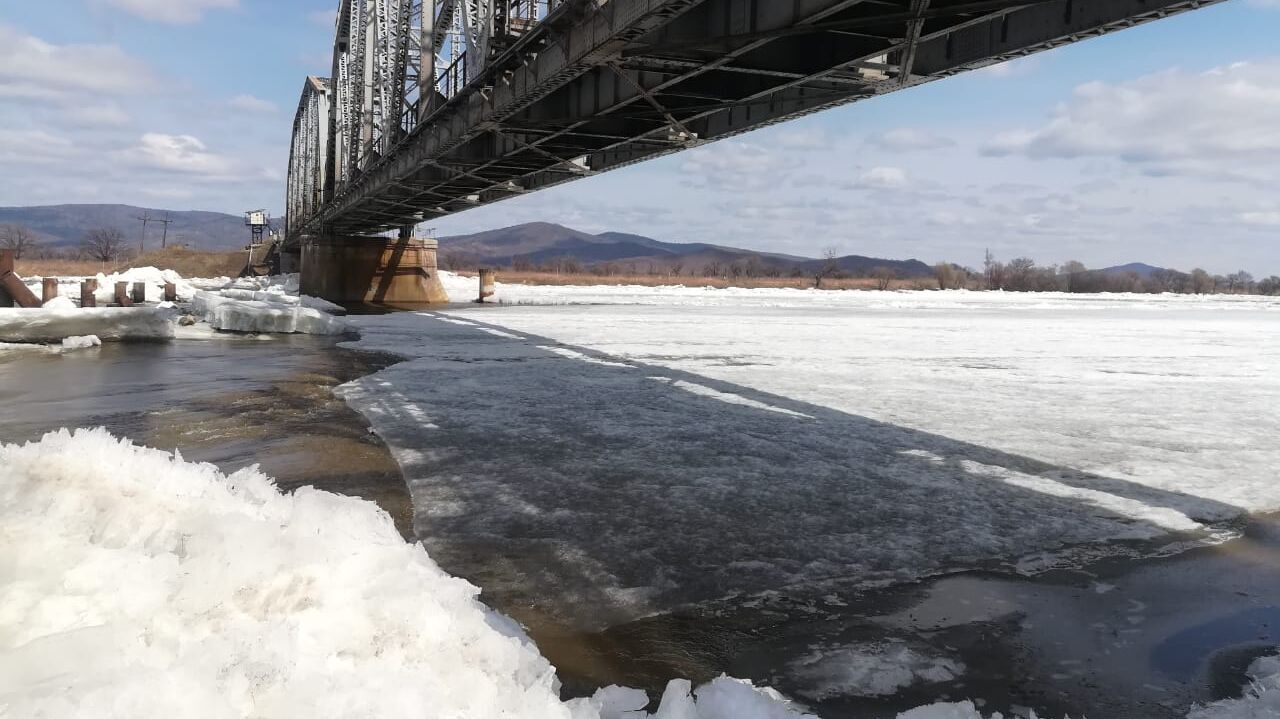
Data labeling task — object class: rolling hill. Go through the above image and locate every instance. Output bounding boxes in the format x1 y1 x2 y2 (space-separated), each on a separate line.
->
0 204 260 252
439 222 933 278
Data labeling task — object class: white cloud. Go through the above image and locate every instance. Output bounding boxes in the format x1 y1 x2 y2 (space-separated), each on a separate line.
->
775 127 831 151
103 0 238 24
680 140 801 191
983 61 1280 181
856 166 908 190
977 55 1042 79
0 24 156 101
868 128 954 152
120 133 238 177
1241 211 1280 227
228 94 278 114
62 102 132 128
0 129 77 165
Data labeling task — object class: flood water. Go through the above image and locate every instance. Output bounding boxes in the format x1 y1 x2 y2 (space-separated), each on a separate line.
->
2 336 1277 718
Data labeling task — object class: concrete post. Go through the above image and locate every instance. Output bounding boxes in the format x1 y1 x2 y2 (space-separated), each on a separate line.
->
164 282 176 302
131 282 146 304
478 269 496 303
115 281 133 307
42 278 58 304
81 279 98 308
300 235 449 304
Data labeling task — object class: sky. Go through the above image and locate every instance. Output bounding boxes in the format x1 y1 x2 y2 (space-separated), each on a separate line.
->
1 1 1279 274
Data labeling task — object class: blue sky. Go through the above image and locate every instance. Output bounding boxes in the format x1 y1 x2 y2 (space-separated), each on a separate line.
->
2 1 1279 273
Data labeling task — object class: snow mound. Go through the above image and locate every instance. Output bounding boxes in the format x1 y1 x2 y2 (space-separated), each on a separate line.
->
0 428 574 718
191 291 348 335
42 296 75 310
0 429 818 719
60 335 102 350
897 702 993 719
0 307 176 342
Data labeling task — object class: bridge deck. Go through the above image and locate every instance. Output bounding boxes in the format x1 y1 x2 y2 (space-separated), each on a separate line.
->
289 0 1223 241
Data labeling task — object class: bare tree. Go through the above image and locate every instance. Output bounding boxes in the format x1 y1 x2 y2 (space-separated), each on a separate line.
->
871 266 897 291
983 249 1007 290
1227 270 1254 294
81 227 128 263
1189 268 1214 294
0 224 40 259
814 247 841 289
933 262 963 290
1061 260 1088 293
1004 257 1037 291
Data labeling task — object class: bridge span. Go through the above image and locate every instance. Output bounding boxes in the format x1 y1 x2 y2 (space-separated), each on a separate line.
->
284 0 1221 302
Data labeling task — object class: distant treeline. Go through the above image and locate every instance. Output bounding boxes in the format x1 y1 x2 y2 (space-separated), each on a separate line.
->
965 252 1278 295
440 248 1280 296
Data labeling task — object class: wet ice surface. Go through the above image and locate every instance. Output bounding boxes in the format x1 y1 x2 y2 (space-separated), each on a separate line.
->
340 296 1279 627
337 290 1280 715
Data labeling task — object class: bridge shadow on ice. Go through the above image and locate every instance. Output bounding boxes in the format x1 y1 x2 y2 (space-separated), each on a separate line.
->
338 311 1242 631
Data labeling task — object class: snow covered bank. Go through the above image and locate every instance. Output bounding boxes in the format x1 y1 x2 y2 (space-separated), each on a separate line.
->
23 266 199 305
0 429 817 719
0 307 176 342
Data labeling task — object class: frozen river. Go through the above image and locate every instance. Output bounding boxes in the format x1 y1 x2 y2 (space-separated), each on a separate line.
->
333 285 1280 715
342 289 1280 621
5 282 1280 718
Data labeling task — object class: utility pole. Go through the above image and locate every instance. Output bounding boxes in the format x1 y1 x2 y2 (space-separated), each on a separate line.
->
134 212 152 253
155 213 174 249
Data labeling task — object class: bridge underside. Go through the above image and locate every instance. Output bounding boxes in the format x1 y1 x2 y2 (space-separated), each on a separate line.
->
288 0 1222 243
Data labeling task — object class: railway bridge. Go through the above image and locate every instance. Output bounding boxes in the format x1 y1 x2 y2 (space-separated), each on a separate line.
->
285 0 1222 302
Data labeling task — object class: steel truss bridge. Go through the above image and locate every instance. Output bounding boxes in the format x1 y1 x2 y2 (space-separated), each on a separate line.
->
286 0 1221 242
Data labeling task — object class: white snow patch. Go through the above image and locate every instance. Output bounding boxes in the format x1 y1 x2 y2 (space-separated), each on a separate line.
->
789 643 964 699
0 429 818 719
0 307 176 342
60 335 101 350
42 296 75 310
896 702 998 719
658 377 813 419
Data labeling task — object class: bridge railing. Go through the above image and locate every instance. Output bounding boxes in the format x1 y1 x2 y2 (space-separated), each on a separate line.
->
435 51 468 103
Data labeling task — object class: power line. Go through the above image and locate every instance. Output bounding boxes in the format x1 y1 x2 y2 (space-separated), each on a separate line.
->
155 213 174 249
134 213 152 253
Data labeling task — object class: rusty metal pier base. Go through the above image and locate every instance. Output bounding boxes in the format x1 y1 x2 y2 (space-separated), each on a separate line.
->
300 235 449 304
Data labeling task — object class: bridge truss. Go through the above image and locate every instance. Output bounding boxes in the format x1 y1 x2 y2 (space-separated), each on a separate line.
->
287 0 1223 241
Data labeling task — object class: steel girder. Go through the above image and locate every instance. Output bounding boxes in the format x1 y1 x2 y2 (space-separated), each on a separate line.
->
286 0 1226 242
286 77 331 238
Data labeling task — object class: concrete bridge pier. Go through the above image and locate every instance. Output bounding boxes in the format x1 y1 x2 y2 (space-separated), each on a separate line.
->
300 234 449 304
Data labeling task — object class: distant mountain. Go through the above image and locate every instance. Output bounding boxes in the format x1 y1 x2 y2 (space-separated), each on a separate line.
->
439 222 932 278
1101 262 1168 278
0 204 261 251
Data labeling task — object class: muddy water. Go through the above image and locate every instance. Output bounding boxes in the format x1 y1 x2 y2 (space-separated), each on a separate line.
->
0 337 412 537
2 338 1278 718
